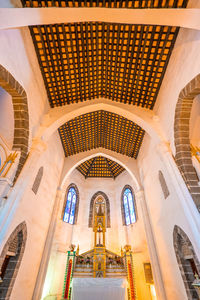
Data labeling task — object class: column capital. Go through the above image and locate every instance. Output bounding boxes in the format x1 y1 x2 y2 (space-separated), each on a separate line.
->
134 189 145 200
156 141 172 155
30 138 47 153
56 187 65 198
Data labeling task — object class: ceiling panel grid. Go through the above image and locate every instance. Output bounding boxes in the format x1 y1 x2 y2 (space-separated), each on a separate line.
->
59 110 145 158
76 156 125 178
30 22 179 108
22 0 188 9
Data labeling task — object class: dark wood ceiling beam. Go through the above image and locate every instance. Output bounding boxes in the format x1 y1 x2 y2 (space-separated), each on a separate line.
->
148 27 179 106
30 22 182 108
85 157 97 178
119 24 132 101
104 157 115 179
128 24 145 104
59 110 145 158
142 26 165 106
76 155 125 178
21 0 188 9
123 24 139 103
132 25 150 107
49 24 69 106
137 25 156 107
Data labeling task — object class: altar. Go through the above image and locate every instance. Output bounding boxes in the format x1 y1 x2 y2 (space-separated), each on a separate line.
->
62 199 135 300
71 278 128 300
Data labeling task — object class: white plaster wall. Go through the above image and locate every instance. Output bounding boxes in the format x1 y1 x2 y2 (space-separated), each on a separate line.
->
44 167 151 300
0 0 15 8
0 27 48 144
0 23 65 300
188 0 200 8
0 87 14 150
66 169 130 254
154 27 200 154
0 132 64 300
115 172 148 253
145 20 200 300
115 171 151 300
138 134 200 300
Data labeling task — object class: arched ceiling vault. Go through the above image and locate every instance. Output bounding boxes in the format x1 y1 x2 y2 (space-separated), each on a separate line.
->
18 0 188 158
39 99 163 143
59 110 144 158
4 7 200 31
60 148 141 190
30 22 178 109
76 155 125 179
20 0 188 110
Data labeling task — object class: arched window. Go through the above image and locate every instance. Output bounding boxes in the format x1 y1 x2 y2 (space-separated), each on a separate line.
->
88 191 110 228
63 184 79 224
122 186 136 225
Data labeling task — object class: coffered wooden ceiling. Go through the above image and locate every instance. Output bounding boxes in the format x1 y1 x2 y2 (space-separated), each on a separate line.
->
22 0 187 8
22 0 188 158
59 110 144 157
77 156 125 178
30 23 179 109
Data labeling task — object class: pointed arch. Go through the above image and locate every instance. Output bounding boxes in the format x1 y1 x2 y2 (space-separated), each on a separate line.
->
88 191 110 228
0 221 27 299
173 225 200 300
60 149 141 192
121 185 137 226
0 64 29 183
174 74 200 211
62 183 79 225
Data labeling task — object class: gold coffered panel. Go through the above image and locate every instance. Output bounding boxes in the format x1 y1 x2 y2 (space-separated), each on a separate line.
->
30 22 179 109
77 156 125 178
22 0 188 8
59 110 144 157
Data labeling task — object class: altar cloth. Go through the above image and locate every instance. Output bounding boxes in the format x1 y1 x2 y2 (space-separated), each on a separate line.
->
72 278 127 300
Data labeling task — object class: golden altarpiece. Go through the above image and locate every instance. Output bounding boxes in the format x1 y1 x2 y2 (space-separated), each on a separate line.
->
93 197 106 277
62 196 138 300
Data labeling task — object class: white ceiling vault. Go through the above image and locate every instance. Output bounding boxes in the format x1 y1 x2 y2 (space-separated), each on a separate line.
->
1 0 195 176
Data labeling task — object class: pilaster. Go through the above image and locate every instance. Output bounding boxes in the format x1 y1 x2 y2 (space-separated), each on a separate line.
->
135 190 167 300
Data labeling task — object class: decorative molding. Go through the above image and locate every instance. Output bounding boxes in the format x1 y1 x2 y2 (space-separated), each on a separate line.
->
88 191 110 228
158 170 170 199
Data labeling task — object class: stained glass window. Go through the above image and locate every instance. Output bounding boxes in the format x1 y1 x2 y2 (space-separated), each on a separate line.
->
63 187 77 224
123 187 136 225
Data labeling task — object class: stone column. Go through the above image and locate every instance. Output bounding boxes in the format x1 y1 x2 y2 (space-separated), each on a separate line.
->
32 187 64 300
135 190 167 300
0 138 47 244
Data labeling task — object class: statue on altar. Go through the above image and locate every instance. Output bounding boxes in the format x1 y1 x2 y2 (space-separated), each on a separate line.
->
97 225 103 246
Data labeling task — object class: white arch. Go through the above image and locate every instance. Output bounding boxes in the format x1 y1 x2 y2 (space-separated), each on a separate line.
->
60 148 141 191
37 98 166 144
1 8 200 31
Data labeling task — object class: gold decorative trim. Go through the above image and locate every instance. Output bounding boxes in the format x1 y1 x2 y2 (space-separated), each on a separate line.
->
191 144 200 164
